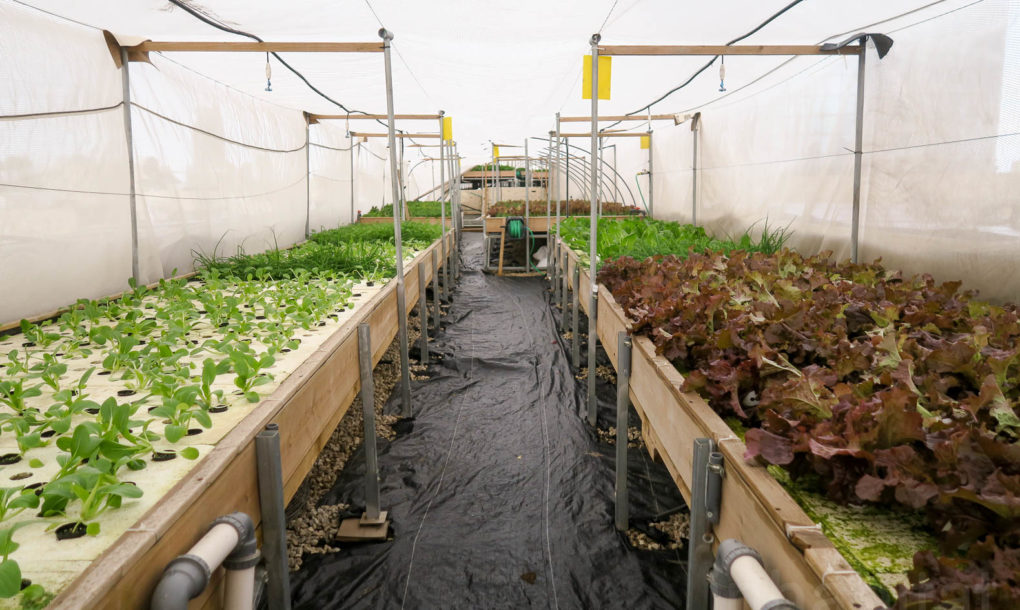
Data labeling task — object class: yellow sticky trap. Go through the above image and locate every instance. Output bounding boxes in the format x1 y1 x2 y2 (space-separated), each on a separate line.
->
582 55 612 100
442 116 453 141
493 145 500 158
640 135 650 149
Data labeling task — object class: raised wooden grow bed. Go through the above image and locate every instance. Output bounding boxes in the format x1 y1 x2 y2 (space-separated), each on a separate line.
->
555 238 884 610
358 216 445 225
483 214 633 234
0 232 452 610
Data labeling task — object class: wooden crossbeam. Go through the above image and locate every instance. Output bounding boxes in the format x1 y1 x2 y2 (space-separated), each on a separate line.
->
557 132 649 138
559 114 674 122
129 41 383 54
351 132 440 139
597 44 860 56
312 114 441 120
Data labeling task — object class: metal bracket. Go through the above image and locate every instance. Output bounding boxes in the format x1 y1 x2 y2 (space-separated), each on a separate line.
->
687 438 718 610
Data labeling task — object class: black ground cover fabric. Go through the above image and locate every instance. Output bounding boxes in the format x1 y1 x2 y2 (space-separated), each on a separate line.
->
288 233 687 609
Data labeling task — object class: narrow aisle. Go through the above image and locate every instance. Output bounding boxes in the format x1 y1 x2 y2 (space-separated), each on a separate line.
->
290 233 684 609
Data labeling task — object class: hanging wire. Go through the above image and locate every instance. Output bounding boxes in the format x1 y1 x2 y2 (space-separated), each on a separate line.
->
718 56 726 92
601 0 808 130
166 0 379 123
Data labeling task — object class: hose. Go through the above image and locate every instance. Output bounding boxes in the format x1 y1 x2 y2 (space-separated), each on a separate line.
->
504 218 537 271
634 173 649 214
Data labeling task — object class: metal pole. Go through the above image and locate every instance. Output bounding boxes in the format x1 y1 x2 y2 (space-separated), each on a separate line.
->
305 116 312 237
380 28 412 416
615 332 632 531
398 134 407 221
438 112 449 300
692 121 698 225
613 144 620 203
255 423 291 610
587 34 601 426
555 118 562 248
525 138 531 271
350 137 356 225
561 255 570 330
357 323 382 520
417 264 429 365
565 136 570 203
119 48 140 282
547 130 555 284
851 38 867 264
647 131 654 218
431 248 440 332
687 438 716 610
598 134 604 214
449 144 459 280
571 265 580 368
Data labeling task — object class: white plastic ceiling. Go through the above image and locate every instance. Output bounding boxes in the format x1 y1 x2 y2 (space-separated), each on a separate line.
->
11 0 954 160
2 0 1018 323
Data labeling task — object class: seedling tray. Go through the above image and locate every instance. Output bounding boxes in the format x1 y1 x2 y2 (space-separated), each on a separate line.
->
0 233 452 609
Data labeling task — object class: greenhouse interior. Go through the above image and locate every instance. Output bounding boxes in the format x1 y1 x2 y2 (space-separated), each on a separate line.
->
1 0 1019 608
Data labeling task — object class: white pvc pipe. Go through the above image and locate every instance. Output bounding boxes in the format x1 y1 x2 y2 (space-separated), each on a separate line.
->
224 566 255 610
189 523 239 571
731 554 787 610
712 593 742 610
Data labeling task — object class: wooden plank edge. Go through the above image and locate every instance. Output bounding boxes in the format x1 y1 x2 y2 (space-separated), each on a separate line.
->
569 236 883 610
48 237 446 608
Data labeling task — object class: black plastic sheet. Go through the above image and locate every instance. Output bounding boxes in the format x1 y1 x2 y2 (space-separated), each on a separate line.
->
289 234 687 608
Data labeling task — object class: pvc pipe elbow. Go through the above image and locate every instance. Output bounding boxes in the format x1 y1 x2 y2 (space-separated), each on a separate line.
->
710 539 799 610
151 555 210 610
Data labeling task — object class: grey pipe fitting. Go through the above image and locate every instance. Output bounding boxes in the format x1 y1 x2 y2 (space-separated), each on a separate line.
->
151 554 211 609
151 512 258 610
708 539 754 599
215 512 260 571
378 28 393 41
709 539 798 609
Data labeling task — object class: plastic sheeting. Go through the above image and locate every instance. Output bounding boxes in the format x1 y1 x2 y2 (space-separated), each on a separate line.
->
604 0 1020 303
289 234 686 608
1 3 132 322
0 2 415 323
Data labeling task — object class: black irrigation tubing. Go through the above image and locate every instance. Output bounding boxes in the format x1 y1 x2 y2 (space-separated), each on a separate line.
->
601 0 809 132
0 174 308 201
166 0 392 132
310 142 356 152
0 102 124 121
132 102 307 153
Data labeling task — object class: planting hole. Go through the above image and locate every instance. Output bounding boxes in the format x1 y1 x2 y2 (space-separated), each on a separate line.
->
117 389 136 397
85 408 100 415
55 522 88 541
9 472 31 481
187 428 202 436
41 430 56 438
97 370 111 376
152 450 176 462
21 342 35 348
210 405 228 413
0 454 22 465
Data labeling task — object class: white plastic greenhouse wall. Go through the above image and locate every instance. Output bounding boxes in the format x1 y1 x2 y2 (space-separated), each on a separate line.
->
2 0 1018 316
1 2 433 323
